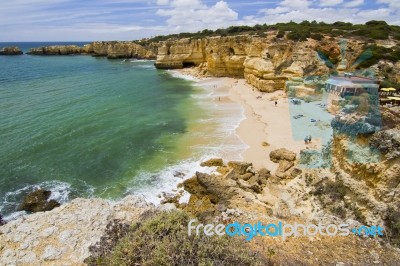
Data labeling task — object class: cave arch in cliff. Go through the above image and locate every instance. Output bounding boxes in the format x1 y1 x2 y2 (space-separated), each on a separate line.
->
182 61 196 68
228 47 235 56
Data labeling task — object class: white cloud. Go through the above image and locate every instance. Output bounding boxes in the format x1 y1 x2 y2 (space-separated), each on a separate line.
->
343 0 364 8
157 0 170 5
319 0 343 7
262 6 290 15
1 0 399 41
156 0 238 32
280 0 312 9
377 0 400 9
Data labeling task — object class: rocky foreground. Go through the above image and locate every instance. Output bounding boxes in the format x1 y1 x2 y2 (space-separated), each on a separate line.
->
1 135 400 265
0 195 177 266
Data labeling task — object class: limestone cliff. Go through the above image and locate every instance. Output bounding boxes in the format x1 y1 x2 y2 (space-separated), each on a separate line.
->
154 35 400 92
27 42 157 59
154 35 339 92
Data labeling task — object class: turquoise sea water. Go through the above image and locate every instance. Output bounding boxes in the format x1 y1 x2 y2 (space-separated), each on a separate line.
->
0 43 245 219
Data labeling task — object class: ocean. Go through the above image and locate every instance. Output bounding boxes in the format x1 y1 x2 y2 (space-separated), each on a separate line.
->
0 42 245 220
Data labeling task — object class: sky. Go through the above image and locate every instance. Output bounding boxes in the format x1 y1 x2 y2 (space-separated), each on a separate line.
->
1 0 399 41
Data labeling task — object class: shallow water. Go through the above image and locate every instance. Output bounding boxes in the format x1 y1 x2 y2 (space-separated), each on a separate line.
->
0 46 245 218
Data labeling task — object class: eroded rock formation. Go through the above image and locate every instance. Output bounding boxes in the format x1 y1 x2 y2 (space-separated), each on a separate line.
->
154 35 339 91
27 42 157 59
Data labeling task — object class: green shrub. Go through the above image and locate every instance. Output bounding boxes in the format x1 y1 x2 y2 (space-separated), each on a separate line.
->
276 30 285 38
355 45 400 69
313 179 347 201
86 211 268 266
331 206 346 219
310 33 324 41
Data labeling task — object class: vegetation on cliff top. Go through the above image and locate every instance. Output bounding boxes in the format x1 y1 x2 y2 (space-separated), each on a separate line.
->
86 211 268 266
136 20 400 44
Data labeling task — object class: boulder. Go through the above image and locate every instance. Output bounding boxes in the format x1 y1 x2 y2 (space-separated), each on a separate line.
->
270 149 297 179
240 173 253 181
200 158 224 167
0 46 23 55
227 161 253 175
18 189 60 213
257 168 271 180
269 148 297 163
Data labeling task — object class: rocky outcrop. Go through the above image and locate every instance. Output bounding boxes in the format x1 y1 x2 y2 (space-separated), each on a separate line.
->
269 148 298 178
326 134 400 225
0 46 23 55
27 42 157 59
82 41 157 59
200 158 224 167
27 45 82 55
0 195 155 266
182 161 272 218
18 189 60 213
370 128 400 160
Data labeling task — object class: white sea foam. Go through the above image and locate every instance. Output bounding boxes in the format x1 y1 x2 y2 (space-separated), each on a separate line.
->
124 71 247 204
0 180 95 221
167 70 201 82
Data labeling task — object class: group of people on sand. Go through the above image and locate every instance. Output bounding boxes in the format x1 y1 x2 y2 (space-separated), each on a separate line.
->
304 135 312 144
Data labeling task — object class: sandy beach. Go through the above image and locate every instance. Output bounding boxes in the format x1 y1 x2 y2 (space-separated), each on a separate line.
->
176 68 321 173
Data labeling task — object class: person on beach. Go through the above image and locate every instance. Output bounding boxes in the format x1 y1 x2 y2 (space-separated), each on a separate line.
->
275 100 277 107
304 137 309 144
308 135 312 143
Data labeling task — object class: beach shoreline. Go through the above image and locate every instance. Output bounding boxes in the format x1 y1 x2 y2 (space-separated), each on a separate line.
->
173 68 321 173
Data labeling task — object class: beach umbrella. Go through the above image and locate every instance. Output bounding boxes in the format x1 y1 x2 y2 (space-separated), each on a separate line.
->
381 88 397 92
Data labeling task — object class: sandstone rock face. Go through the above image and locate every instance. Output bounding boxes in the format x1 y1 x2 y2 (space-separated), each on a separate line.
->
18 189 60 213
0 195 154 266
85 41 157 59
154 35 333 91
329 135 400 225
27 45 82 55
27 42 157 59
0 46 23 55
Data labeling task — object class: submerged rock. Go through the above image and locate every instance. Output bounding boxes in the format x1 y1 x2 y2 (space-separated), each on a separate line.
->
18 189 60 213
